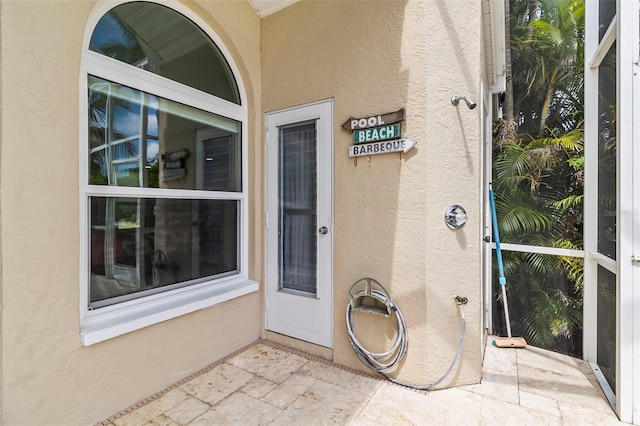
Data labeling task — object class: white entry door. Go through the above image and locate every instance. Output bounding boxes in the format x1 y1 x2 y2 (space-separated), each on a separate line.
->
266 100 333 348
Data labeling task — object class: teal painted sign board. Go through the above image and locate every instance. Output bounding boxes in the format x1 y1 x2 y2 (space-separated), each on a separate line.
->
353 123 401 144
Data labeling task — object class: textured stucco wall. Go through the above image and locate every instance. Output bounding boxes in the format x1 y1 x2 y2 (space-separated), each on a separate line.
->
262 0 483 386
423 0 484 385
0 0 489 422
0 1 262 424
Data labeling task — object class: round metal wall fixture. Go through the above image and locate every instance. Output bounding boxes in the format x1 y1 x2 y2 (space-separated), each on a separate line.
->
445 205 468 229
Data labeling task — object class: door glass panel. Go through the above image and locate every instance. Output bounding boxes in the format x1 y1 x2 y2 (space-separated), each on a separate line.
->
597 265 617 391
597 43 617 260
278 122 317 295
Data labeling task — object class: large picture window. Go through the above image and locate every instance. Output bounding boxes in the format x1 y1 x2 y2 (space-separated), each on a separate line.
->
81 1 251 341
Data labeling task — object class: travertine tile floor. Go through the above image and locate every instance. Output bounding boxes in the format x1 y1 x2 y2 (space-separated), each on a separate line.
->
99 338 625 425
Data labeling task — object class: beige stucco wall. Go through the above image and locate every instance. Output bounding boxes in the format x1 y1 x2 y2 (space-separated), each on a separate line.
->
0 1 262 424
0 0 490 422
262 0 483 386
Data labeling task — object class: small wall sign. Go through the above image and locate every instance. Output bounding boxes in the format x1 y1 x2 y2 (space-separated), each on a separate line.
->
161 149 189 182
342 108 415 160
349 138 416 158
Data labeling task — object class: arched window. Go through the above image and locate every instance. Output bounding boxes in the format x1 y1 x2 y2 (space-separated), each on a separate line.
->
89 2 240 103
81 1 253 344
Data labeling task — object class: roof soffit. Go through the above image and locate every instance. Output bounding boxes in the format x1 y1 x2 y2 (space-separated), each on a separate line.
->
248 0 301 17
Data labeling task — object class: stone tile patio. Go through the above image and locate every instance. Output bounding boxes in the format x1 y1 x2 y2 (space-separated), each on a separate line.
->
98 338 625 425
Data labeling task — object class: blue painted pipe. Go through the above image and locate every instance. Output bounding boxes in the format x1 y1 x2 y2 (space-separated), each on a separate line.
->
490 183 514 340
489 183 507 286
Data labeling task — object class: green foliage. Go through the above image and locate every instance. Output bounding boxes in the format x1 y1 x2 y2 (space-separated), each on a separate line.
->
509 0 584 136
493 0 585 356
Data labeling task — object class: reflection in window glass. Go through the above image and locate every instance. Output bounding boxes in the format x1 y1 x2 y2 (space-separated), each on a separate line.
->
201 136 233 191
112 94 142 139
111 139 140 160
90 197 238 307
114 163 140 187
597 43 616 260
597 265 616 391
89 1 240 104
88 75 241 191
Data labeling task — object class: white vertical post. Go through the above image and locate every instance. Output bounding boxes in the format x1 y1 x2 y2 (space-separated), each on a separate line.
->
583 0 599 364
629 1 640 423
617 0 636 422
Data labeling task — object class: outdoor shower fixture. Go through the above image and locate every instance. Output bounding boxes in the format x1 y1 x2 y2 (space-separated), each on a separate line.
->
451 95 477 109
445 204 468 229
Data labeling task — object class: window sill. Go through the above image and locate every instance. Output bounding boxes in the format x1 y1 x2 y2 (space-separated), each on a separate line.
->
80 277 259 346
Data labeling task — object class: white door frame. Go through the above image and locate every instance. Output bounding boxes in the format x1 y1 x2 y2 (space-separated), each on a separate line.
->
265 99 334 348
632 0 640 419
481 83 493 345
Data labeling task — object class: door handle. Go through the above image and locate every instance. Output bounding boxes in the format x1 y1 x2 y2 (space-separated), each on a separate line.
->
318 226 328 235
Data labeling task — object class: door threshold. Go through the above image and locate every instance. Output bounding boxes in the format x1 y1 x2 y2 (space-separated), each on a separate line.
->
265 330 333 361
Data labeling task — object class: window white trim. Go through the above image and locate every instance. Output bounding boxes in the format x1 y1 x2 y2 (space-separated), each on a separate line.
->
79 0 254 345
85 185 244 200
81 277 257 345
84 52 246 121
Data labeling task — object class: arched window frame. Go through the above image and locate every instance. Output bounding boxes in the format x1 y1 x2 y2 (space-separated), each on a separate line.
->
79 0 256 345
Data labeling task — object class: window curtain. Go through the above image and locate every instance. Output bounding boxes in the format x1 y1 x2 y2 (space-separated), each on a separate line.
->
279 122 317 294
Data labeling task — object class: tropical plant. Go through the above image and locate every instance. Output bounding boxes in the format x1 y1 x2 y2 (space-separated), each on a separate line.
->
493 0 585 356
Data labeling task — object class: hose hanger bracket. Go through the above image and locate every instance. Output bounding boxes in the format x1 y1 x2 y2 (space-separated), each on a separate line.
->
348 277 393 317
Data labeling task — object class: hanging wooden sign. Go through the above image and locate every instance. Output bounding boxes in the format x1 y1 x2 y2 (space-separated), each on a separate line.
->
341 108 406 131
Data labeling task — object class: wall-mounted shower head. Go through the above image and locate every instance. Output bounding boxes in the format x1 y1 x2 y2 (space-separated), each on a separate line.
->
451 95 477 109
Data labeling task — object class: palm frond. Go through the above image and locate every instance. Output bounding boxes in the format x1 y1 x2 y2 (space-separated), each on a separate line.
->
553 194 583 212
